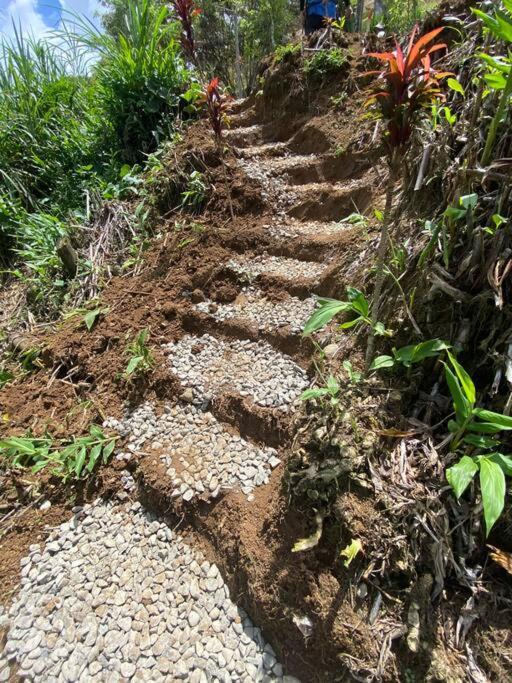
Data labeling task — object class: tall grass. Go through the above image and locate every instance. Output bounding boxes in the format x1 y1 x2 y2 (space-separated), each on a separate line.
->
0 0 188 286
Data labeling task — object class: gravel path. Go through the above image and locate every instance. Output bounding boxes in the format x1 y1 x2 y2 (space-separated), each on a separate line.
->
106 403 281 501
0 502 293 682
227 254 326 284
195 287 317 334
0 117 340 682
163 334 309 410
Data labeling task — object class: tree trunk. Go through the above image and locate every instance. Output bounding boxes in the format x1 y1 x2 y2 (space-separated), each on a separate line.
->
356 0 365 31
365 154 399 370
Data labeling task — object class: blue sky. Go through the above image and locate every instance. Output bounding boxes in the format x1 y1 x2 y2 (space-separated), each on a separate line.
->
0 0 103 40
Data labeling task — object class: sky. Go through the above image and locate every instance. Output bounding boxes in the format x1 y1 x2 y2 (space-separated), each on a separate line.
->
0 0 103 41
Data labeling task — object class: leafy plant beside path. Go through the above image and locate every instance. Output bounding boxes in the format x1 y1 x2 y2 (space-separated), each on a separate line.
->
0 426 116 481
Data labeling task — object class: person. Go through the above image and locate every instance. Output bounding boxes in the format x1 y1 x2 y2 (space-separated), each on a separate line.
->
300 0 339 35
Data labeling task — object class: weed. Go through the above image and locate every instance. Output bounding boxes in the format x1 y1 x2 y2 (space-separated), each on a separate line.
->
180 171 208 212
371 339 450 371
124 329 155 379
300 375 340 406
274 42 301 64
303 288 392 338
0 425 116 481
0 368 14 388
330 92 348 109
304 48 347 79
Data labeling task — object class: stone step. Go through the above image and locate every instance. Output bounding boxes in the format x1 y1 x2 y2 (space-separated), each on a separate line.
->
163 334 309 411
107 403 281 502
195 287 317 335
266 218 355 240
226 254 327 285
0 501 287 681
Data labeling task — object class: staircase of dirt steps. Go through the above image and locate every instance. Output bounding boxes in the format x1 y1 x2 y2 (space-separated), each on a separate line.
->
0 109 359 683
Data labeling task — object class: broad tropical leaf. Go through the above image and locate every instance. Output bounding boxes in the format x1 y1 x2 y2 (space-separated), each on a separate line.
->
446 455 478 499
479 458 506 536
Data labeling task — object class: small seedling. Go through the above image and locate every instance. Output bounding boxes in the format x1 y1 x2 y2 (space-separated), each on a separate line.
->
371 339 451 371
124 329 155 379
300 375 340 406
303 288 392 338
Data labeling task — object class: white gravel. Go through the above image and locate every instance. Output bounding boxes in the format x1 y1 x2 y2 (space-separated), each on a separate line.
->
163 334 309 410
227 254 326 283
195 287 317 334
0 501 292 682
267 219 353 240
105 403 281 501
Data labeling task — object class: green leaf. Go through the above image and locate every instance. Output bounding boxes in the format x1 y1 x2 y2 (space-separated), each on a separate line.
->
400 339 450 366
339 316 363 330
467 422 509 434
346 288 369 317
444 365 471 421
89 425 104 440
31 460 50 474
488 453 512 477
125 356 143 376
83 309 101 331
303 299 352 335
326 375 340 395
373 322 389 337
473 408 512 430
374 209 384 221
87 444 102 473
459 194 478 211
463 434 499 449
339 538 363 568
447 77 465 96
300 388 329 401
446 456 478 499
480 458 506 536
102 439 116 464
370 355 395 370
447 352 476 405
0 437 38 455
75 446 87 478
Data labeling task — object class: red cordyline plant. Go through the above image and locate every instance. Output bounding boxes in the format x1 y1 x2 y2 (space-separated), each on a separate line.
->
203 77 225 144
202 78 234 217
172 0 201 64
363 26 450 367
365 25 451 150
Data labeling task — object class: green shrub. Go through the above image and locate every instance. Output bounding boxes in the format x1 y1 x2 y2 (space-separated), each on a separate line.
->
274 42 301 64
304 48 347 79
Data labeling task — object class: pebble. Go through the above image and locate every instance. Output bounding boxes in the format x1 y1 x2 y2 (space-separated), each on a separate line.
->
195 287 317 335
0 502 289 681
227 254 325 284
163 334 309 411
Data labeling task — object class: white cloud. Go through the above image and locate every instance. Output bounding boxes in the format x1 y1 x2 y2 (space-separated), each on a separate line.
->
0 0 103 41
0 0 50 41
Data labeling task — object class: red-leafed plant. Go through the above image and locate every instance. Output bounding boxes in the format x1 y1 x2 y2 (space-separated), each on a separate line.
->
203 77 224 144
363 26 450 366
366 26 450 149
201 77 234 217
172 0 202 65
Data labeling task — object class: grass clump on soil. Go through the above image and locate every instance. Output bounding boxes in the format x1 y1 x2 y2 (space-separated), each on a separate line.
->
0 426 116 482
303 47 348 79
274 42 301 64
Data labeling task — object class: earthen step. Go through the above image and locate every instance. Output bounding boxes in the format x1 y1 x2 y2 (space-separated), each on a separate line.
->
225 124 264 148
237 142 288 159
287 177 374 221
108 402 281 502
226 254 327 285
163 334 309 411
195 288 317 335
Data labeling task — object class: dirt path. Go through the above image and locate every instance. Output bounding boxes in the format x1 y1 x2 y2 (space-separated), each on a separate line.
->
0 102 375 682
